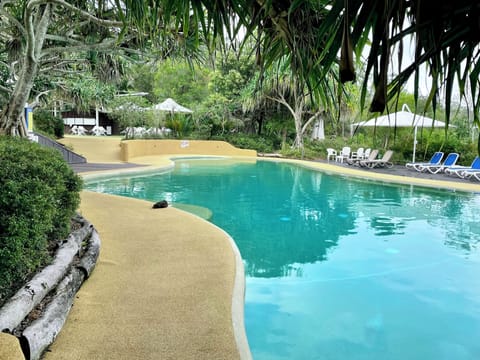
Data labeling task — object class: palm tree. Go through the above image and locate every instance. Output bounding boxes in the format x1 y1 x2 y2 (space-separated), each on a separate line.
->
126 1 479 121
3 0 479 140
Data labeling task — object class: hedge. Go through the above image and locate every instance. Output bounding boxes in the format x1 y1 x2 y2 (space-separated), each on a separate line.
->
0 136 82 304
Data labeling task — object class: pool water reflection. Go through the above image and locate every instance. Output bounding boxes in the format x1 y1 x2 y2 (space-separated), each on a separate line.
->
86 159 480 359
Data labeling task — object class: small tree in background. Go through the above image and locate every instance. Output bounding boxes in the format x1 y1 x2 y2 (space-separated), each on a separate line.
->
33 109 64 138
108 96 153 138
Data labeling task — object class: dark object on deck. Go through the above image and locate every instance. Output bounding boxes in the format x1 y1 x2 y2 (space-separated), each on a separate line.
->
152 200 168 209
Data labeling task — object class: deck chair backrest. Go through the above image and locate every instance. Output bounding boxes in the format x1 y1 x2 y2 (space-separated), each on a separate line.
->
340 146 351 156
381 150 394 161
430 151 444 165
443 153 459 166
367 149 378 161
326 148 337 161
471 156 480 169
326 148 336 156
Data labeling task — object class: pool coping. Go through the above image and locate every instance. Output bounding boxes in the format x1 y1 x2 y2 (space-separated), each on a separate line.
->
79 154 480 360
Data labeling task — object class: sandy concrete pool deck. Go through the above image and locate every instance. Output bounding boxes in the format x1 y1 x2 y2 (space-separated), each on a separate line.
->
5 136 478 360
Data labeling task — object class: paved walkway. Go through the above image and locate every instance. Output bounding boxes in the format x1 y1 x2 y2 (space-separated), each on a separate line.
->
44 192 240 360
42 137 246 360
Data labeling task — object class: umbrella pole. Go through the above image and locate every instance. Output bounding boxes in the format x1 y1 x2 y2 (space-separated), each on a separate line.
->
412 126 418 163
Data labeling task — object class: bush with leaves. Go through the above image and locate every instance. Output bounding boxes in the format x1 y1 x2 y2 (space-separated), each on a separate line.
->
0 137 82 304
222 134 276 153
33 109 65 138
108 97 153 138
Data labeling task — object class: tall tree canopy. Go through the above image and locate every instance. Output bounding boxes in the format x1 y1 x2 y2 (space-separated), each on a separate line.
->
125 1 480 116
0 0 127 135
2 0 480 140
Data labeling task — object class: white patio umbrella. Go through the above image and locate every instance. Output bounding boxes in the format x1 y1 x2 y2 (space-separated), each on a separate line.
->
350 104 451 163
151 98 193 113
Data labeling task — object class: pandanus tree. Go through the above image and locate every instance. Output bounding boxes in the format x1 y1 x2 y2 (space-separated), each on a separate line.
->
124 0 480 148
242 58 339 149
0 0 219 137
2 0 480 141
0 0 126 136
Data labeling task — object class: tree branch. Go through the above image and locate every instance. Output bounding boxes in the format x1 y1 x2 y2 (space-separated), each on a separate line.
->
29 90 51 109
0 84 12 94
34 4 52 59
44 34 84 46
25 2 37 60
266 94 296 118
0 8 27 38
29 0 122 28
40 67 86 75
41 38 119 57
301 111 322 134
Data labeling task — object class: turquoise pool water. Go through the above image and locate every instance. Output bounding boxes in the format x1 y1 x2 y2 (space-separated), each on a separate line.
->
85 159 480 359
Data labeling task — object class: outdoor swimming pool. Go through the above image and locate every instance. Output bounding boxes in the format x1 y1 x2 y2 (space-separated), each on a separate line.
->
85 159 480 359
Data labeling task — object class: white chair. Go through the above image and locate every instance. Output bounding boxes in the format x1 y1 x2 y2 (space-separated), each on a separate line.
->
76 126 87 136
91 125 107 136
326 148 337 162
351 147 365 160
360 150 394 168
336 146 351 163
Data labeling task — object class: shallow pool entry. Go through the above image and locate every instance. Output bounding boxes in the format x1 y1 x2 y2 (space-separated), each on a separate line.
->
86 159 480 360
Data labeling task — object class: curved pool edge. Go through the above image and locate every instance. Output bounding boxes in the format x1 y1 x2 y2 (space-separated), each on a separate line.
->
80 159 253 360
213 226 252 360
150 200 252 360
80 160 175 182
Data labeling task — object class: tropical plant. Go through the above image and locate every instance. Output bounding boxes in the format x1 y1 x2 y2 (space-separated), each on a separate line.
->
242 57 340 149
123 1 480 149
152 60 211 108
3 0 479 147
0 0 127 135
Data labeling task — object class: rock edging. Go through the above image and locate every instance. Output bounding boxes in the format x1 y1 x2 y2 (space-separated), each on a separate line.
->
0 215 100 360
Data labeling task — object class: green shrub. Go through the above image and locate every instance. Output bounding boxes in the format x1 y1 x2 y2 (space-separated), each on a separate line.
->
33 109 64 138
225 134 276 153
0 137 82 304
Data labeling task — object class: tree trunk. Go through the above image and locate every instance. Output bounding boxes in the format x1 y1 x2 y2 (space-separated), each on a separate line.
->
257 111 264 135
0 3 50 137
0 62 37 136
20 268 85 360
77 229 101 278
290 85 306 150
292 105 304 149
0 223 92 332
292 116 304 149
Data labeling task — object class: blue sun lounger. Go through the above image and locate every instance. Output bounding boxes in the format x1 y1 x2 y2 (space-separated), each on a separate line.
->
405 151 444 171
417 153 459 174
444 156 480 178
